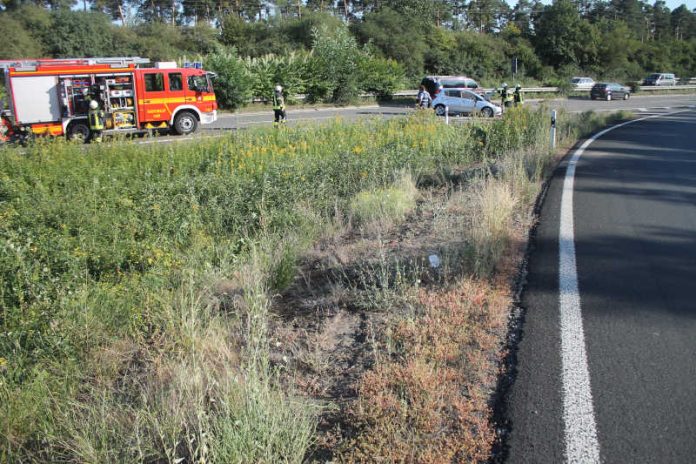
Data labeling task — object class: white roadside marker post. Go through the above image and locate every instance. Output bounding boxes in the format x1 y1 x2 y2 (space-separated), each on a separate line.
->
551 109 557 149
445 106 449 125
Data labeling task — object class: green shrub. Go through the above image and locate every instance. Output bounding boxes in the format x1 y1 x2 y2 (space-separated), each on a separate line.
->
242 52 311 104
205 49 255 109
627 81 641 93
358 54 405 99
545 77 574 95
307 24 361 104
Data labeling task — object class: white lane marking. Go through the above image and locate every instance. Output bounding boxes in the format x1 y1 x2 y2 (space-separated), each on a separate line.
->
559 110 687 463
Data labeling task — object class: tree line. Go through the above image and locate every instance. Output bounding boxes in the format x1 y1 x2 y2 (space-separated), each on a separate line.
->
1 0 695 108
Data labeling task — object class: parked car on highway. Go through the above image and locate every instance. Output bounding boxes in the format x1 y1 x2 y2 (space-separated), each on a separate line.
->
590 82 631 101
421 76 482 99
642 73 677 86
432 88 501 117
571 77 595 90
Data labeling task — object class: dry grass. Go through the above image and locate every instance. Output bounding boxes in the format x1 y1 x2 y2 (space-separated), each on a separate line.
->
29 237 319 464
341 280 511 463
1 109 626 463
350 171 419 235
263 156 540 462
470 177 518 278
302 143 553 461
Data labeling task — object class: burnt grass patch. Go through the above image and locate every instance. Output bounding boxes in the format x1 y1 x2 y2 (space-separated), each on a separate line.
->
266 178 531 462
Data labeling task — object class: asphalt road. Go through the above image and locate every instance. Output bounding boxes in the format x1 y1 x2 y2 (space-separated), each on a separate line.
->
207 94 696 130
503 109 696 463
132 94 696 145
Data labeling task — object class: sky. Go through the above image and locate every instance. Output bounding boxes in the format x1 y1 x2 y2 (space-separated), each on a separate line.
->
503 0 696 11
635 0 695 9
654 0 696 8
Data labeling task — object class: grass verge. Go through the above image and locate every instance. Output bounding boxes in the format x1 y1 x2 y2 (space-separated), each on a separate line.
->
1 108 628 462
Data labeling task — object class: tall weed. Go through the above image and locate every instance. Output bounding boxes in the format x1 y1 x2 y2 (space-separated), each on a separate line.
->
1 107 620 461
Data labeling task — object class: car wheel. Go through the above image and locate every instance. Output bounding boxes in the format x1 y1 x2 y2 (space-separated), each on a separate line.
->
481 107 494 118
173 111 199 135
606 93 612 101
434 105 446 117
623 93 629 100
67 121 90 143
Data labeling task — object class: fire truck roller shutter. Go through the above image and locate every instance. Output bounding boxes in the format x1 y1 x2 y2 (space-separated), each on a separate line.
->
10 75 62 123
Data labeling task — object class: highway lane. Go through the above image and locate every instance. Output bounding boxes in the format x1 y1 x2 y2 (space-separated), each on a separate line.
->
133 94 696 145
207 104 410 129
205 94 696 130
504 110 696 463
540 93 696 114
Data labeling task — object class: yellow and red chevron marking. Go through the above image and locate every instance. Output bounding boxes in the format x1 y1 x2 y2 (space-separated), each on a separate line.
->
30 123 64 136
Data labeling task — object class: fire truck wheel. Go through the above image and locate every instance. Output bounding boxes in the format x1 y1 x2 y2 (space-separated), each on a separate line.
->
67 122 90 142
173 111 199 135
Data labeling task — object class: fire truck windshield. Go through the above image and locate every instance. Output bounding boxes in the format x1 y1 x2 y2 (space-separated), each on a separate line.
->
188 75 210 93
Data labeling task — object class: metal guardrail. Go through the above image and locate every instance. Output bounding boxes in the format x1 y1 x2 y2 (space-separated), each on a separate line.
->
396 85 696 97
395 87 557 97
636 84 696 91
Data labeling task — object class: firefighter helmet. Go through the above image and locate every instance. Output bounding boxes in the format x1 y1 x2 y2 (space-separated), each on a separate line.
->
275 85 282 92
89 100 99 110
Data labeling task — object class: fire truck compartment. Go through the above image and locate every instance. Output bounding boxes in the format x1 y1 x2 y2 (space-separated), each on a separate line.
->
11 76 62 124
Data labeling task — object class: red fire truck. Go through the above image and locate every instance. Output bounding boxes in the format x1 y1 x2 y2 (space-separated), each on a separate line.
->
0 57 217 142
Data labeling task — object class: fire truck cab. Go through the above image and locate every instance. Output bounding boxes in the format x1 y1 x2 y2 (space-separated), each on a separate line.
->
0 57 217 142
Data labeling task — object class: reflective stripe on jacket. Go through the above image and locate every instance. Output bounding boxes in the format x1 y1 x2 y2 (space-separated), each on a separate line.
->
88 109 105 131
514 90 524 103
272 92 285 110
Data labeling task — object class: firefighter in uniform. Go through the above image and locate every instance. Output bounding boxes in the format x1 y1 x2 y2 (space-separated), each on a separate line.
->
88 100 105 143
500 83 513 111
513 84 524 107
272 85 286 127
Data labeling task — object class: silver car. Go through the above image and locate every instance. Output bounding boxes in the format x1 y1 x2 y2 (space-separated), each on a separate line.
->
642 73 677 86
432 89 502 117
571 77 595 90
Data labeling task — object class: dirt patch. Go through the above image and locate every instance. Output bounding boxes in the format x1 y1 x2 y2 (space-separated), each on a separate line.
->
265 158 536 461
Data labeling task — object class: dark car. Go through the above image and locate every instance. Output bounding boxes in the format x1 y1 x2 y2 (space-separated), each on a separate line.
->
421 76 482 99
590 82 630 101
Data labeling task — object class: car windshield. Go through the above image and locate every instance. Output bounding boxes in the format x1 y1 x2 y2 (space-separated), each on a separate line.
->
463 92 482 101
648 73 661 79
571 78 581 83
